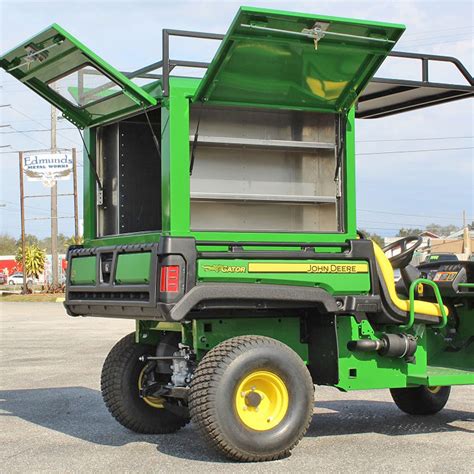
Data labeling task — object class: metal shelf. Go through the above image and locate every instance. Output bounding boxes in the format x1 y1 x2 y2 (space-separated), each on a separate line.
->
191 192 336 205
189 135 335 152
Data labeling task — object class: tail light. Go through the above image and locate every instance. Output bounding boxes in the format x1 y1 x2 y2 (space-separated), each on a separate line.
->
160 265 180 293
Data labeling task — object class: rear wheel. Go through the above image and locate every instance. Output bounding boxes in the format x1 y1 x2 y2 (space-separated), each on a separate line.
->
101 332 188 434
189 335 314 462
390 385 451 415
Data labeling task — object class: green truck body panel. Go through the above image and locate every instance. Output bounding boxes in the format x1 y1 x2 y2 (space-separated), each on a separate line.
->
191 318 308 361
115 253 151 284
194 6 404 112
197 259 371 294
70 256 96 285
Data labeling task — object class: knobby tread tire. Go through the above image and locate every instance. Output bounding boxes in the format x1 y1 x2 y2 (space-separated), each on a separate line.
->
101 332 188 434
189 335 314 462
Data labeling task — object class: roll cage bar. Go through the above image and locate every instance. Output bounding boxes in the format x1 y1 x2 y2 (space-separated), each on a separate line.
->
109 28 472 119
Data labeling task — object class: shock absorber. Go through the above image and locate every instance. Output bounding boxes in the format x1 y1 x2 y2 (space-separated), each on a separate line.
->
347 333 417 362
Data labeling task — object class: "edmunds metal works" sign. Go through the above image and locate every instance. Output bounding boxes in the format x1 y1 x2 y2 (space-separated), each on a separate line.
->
23 152 73 187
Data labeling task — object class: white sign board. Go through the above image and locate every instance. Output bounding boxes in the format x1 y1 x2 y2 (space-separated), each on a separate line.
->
23 152 73 187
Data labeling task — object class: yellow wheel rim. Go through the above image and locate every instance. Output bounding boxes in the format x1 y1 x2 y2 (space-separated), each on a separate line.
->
234 370 289 431
427 386 442 394
138 366 164 409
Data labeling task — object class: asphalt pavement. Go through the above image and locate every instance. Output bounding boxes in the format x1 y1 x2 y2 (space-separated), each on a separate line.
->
1 302 473 473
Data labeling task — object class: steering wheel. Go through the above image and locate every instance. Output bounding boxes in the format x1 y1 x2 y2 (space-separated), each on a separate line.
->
382 236 422 269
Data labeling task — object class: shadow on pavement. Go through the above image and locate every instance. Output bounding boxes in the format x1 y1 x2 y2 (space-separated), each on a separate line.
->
0 386 229 462
306 399 474 437
0 386 158 447
1 387 472 462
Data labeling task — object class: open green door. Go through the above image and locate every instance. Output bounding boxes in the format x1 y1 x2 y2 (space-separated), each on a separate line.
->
194 7 405 112
0 24 158 128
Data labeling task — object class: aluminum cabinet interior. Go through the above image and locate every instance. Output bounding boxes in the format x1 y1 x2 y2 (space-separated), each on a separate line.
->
189 105 339 233
96 108 162 237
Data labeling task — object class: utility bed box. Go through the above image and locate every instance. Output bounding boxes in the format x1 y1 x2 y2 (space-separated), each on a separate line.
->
190 106 339 232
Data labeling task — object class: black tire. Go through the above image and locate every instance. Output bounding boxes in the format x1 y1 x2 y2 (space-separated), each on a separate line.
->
189 335 314 462
390 385 451 415
101 332 188 434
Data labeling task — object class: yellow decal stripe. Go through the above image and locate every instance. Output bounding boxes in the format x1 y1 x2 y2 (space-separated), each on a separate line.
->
248 263 369 274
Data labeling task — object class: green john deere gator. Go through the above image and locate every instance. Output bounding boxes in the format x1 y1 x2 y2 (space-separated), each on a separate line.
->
2 6 473 462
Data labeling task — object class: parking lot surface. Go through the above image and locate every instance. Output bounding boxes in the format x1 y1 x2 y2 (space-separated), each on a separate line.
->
1 302 473 473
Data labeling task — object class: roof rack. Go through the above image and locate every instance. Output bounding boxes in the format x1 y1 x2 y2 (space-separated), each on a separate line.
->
356 51 474 118
123 29 473 119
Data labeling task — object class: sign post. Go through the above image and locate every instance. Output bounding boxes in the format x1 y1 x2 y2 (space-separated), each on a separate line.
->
19 148 78 287
18 152 27 294
72 148 79 241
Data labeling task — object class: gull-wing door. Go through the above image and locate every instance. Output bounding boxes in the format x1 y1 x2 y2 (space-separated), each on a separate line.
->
193 6 405 112
0 24 158 128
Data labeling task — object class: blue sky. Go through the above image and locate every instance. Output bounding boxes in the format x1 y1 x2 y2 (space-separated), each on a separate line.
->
0 0 473 238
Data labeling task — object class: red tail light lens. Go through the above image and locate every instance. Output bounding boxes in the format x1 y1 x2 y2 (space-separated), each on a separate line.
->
160 265 180 293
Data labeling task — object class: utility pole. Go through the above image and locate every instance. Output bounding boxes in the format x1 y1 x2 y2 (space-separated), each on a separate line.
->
72 148 79 241
50 83 58 287
19 152 27 295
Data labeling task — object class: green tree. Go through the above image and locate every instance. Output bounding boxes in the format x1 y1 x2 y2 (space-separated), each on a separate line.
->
425 223 459 237
40 233 73 253
397 228 423 237
0 233 17 255
360 229 384 247
15 245 46 279
15 233 40 248
65 234 84 249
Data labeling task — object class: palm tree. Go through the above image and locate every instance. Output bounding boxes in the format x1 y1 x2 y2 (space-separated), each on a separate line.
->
15 245 46 280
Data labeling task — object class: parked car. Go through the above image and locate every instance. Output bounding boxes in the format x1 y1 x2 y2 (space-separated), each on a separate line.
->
8 272 34 285
0 273 7 285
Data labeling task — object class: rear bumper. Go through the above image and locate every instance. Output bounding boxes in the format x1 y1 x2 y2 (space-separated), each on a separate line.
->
65 237 196 320
65 282 344 321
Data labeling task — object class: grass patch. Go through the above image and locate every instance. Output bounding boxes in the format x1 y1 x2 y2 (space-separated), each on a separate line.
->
0 293 65 302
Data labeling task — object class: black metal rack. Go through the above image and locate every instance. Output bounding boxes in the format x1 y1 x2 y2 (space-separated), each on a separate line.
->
122 29 473 119
356 51 474 118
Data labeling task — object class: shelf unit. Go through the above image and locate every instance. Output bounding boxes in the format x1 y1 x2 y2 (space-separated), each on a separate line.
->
190 192 336 205
190 135 335 152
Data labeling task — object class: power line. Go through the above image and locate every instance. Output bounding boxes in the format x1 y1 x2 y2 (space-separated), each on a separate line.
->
358 208 473 221
357 146 473 156
0 149 84 160
358 218 458 227
359 226 407 232
0 127 76 134
357 136 473 143
7 125 49 147
402 32 474 45
1 199 52 214
8 106 81 147
402 25 473 38
404 37 474 48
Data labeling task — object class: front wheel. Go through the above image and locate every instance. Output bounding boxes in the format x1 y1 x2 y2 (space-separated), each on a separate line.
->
189 336 314 462
390 385 451 415
101 332 188 434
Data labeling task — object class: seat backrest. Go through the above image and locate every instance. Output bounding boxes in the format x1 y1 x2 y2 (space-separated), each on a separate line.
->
372 241 447 318
372 242 401 306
